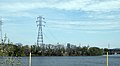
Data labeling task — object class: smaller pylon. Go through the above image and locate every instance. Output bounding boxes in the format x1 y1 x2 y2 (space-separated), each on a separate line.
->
0 18 3 42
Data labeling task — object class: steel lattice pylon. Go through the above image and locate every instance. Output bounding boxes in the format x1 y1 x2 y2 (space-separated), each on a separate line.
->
0 18 3 42
36 16 45 46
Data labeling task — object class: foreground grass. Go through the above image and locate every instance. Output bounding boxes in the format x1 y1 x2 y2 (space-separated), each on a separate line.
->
0 57 25 66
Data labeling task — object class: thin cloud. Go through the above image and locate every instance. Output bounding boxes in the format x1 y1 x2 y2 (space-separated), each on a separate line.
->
0 0 120 12
0 2 48 12
1 0 120 32
46 20 120 32
83 0 120 12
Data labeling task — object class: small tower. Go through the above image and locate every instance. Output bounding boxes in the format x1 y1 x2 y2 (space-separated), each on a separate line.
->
0 18 3 42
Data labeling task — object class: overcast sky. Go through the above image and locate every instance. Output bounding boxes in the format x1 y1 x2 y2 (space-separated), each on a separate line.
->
0 0 120 48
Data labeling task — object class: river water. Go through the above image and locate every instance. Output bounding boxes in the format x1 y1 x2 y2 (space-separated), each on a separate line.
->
0 56 120 66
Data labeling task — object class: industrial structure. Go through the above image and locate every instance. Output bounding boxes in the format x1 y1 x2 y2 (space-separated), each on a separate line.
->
0 18 3 42
36 16 45 47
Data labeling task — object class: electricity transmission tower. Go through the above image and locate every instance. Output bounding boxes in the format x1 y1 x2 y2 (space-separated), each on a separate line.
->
36 16 45 46
0 18 3 43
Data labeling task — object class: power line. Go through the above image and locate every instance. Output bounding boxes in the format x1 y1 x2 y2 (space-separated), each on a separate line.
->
45 18 87 22
45 25 59 42
45 18 119 21
42 31 55 44
43 27 59 44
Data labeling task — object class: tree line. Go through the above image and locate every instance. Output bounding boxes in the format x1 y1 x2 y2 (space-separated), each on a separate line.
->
0 43 105 56
0 34 106 56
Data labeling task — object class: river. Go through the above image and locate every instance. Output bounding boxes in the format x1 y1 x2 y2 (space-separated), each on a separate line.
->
0 56 120 66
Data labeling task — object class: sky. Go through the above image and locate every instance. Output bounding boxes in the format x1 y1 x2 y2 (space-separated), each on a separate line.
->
0 0 120 48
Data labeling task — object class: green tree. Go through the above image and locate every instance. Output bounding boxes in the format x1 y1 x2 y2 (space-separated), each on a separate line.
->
89 47 103 56
81 46 89 56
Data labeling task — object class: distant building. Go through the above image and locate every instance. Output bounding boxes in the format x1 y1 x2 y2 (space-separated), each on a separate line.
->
108 48 120 55
67 43 71 49
71 45 76 49
104 48 120 55
56 44 64 49
15 43 23 46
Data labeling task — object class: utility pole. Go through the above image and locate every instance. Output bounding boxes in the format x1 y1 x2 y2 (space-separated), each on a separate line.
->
0 17 3 43
36 16 45 47
108 43 110 49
